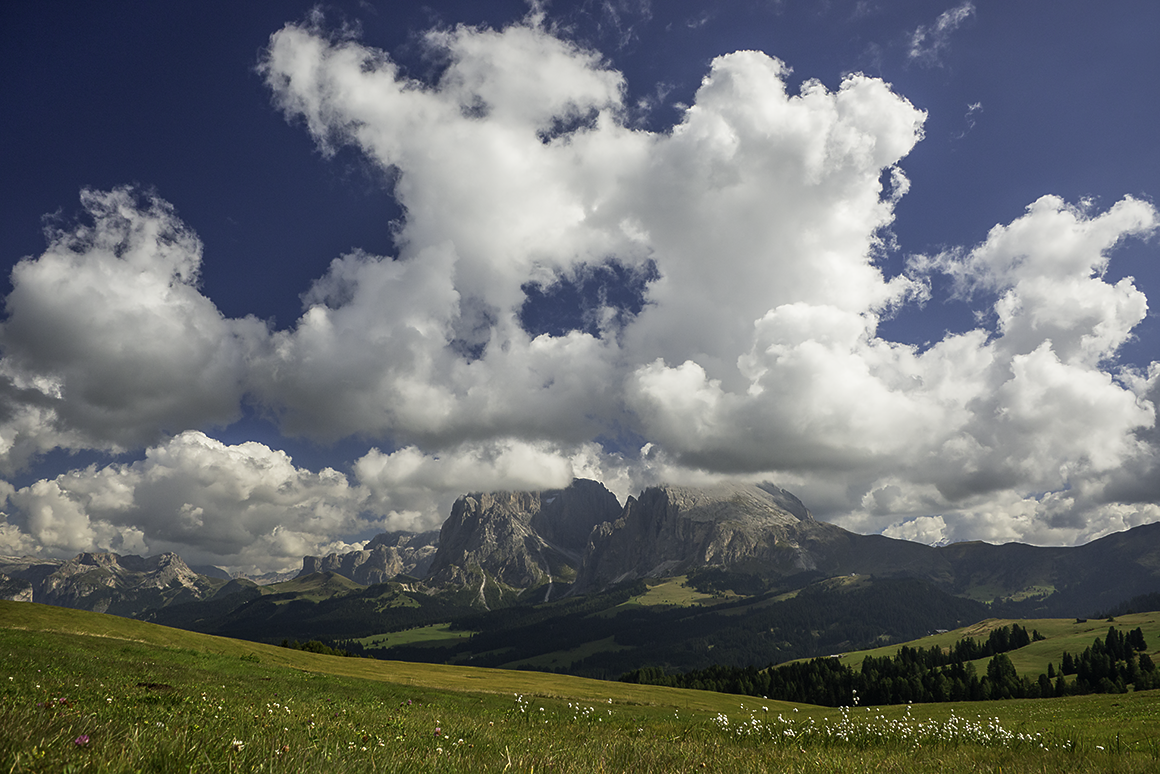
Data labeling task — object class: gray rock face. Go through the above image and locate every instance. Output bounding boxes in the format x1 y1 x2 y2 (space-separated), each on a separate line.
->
299 531 440 584
573 482 823 591
0 551 219 615
426 479 622 595
0 572 34 602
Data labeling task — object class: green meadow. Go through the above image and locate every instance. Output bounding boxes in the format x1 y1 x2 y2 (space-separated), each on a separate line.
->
836 611 1160 677
3 600 1160 773
355 623 476 651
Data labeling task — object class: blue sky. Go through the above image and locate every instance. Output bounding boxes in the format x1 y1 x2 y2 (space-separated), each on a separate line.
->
1 1 1158 572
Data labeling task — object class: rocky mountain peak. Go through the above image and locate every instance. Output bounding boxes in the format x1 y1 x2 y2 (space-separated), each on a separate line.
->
572 481 822 592
0 550 217 615
426 478 622 601
643 482 813 527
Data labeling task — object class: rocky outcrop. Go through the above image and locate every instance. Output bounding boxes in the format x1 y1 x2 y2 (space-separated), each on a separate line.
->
298 531 440 584
573 482 828 591
426 479 622 597
0 551 222 615
0 572 34 602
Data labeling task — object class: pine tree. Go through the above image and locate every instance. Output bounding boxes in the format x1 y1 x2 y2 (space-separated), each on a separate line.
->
1106 627 1124 660
1037 673 1053 698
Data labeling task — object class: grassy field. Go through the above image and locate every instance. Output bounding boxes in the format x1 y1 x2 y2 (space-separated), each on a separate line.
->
613 577 721 607
355 623 476 650
836 612 1160 678
3 601 1160 773
504 635 629 670
262 573 366 604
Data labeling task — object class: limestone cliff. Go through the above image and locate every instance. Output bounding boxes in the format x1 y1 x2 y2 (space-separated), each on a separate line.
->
573 482 830 591
425 479 622 600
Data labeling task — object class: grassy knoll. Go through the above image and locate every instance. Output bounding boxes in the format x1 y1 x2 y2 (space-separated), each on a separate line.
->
837 612 1160 678
614 577 720 607
264 573 366 603
3 602 1160 773
355 623 476 650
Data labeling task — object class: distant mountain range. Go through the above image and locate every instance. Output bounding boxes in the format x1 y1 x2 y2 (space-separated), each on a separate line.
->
5 479 1160 671
0 551 223 617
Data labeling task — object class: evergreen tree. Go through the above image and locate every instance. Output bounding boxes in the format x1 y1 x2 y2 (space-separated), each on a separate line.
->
1037 673 1053 698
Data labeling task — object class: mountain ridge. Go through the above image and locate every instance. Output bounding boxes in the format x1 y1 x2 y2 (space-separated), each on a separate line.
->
6 480 1160 626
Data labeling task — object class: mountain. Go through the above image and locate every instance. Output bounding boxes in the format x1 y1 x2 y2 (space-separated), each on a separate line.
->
938 521 1160 616
7 479 1160 672
574 482 953 594
575 482 817 591
0 572 34 602
298 530 439 585
573 482 1160 616
236 569 300 585
0 551 226 616
425 478 623 604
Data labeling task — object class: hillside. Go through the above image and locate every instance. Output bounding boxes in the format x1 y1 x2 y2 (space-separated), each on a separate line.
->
834 613 1160 676
624 612 1160 707
0 600 751 711
348 574 989 677
4 601 1160 774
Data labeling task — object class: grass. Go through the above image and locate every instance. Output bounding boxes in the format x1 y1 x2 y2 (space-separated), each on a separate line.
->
4 601 1160 772
836 612 1160 678
264 573 366 604
355 624 476 650
502 636 628 670
613 577 721 608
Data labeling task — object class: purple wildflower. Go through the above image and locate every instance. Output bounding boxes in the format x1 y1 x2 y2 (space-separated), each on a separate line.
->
74 735 90 746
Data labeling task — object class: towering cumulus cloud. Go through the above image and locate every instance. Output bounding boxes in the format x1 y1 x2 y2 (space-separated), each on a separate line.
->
0 15 1156 569
256 18 928 446
0 189 266 470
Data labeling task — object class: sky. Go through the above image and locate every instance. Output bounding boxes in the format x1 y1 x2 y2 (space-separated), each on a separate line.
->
1 0 1159 573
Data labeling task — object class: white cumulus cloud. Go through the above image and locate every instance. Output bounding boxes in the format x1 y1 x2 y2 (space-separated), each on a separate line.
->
0 188 267 470
0 15 1157 569
4 432 370 573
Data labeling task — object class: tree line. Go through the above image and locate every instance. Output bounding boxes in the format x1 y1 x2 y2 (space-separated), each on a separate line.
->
1057 625 1157 694
621 624 1157 706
